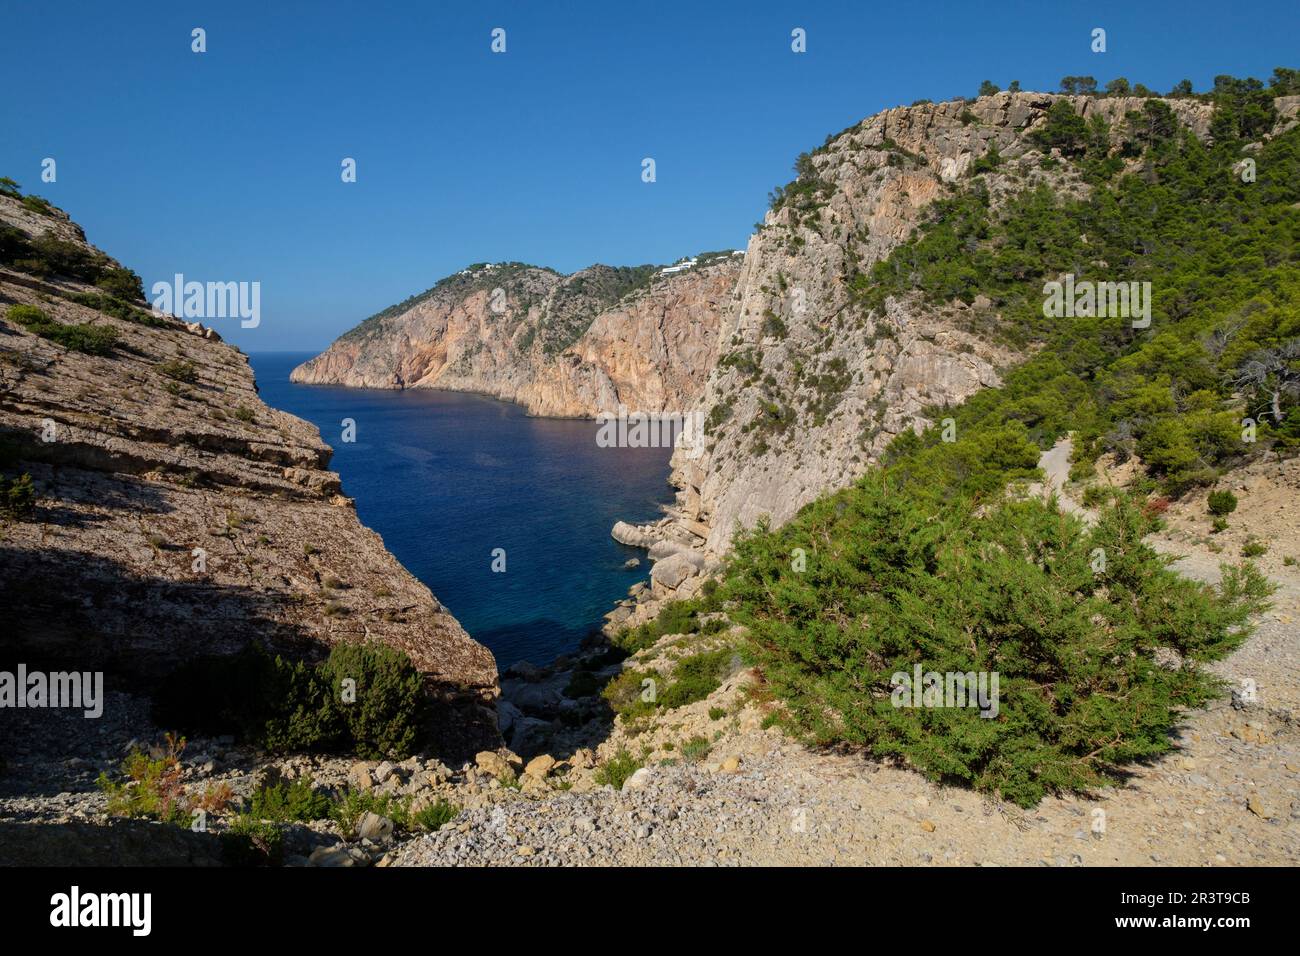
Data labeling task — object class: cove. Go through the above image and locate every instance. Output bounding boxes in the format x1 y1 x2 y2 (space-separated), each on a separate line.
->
248 353 673 670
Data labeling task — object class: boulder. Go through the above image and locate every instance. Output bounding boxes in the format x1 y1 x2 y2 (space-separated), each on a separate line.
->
474 751 512 780
506 660 546 682
497 699 523 735
612 521 657 548
348 762 374 791
650 551 704 592
356 812 394 843
524 754 556 779
308 845 357 867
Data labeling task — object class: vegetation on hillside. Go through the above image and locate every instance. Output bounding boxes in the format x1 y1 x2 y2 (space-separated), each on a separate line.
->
0 181 144 300
855 70 1300 495
153 641 429 760
533 263 657 355
715 70 1296 806
5 303 118 356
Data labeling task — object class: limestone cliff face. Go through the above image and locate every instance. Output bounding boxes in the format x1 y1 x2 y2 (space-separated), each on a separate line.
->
291 256 740 418
0 195 497 755
653 91 1220 557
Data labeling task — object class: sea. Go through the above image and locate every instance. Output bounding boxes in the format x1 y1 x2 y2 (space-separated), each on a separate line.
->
247 352 674 670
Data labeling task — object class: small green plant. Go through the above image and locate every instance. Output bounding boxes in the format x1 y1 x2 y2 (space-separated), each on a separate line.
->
1081 485 1110 508
249 775 332 822
21 194 54 216
156 359 199 383
1283 556 1297 567
221 815 284 867
614 598 708 653
412 799 459 831
680 736 712 762
330 787 412 835
1211 516 1230 534
233 404 256 423
1207 490 1239 516
1242 538 1268 558
657 647 735 710
593 748 642 790
0 473 36 520
708 706 727 721
95 733 224 824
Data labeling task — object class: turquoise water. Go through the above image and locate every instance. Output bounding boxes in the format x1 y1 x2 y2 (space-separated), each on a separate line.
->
248 353 674 669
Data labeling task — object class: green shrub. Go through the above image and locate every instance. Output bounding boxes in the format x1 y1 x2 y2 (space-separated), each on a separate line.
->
95 733 233 825
153 642 427 759
412 799 459 831
249 775 332 822
613 598 705 653
601 667 659 722
21 194 54 216
1212 516 1230 533
96 738 190 825
1242 538 1268 558
723 477 1272 807
221 815 284 867
320 642 427 759
94 266 145 302
593 748 642 789
331 788 412 836
0 473 36 520
6 303 117 355
69 291 162 326
1207 490 1239 516
679 736 711 762
657 647 735 709
156 359 199 383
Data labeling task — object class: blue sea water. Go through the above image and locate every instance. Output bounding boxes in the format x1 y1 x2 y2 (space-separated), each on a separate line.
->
247 353 674 669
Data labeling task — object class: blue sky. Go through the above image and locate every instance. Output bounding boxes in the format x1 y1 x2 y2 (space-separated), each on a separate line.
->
3 1 1296 351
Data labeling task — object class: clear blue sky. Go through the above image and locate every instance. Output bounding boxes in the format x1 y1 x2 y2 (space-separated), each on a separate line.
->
3 0 1296 350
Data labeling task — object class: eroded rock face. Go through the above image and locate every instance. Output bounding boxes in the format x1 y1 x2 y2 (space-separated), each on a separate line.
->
659 92 1219 554
291 257 741 419
0 194 498 758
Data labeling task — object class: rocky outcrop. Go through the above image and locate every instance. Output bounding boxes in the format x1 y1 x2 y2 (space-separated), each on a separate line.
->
0 194 498 757
658 92 1219 554
291 255 742 418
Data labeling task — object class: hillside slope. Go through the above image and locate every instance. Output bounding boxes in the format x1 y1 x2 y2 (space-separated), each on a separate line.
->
0 192 498 757
660 91 1227 555
291 255 741 418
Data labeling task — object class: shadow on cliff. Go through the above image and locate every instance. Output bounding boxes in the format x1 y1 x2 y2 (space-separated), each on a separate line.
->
0 818 226 866
0 543 499 783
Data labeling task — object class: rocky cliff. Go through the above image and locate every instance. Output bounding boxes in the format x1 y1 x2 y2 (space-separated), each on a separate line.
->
647 91 1220 559
0 194 498 756
291 255 741 418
